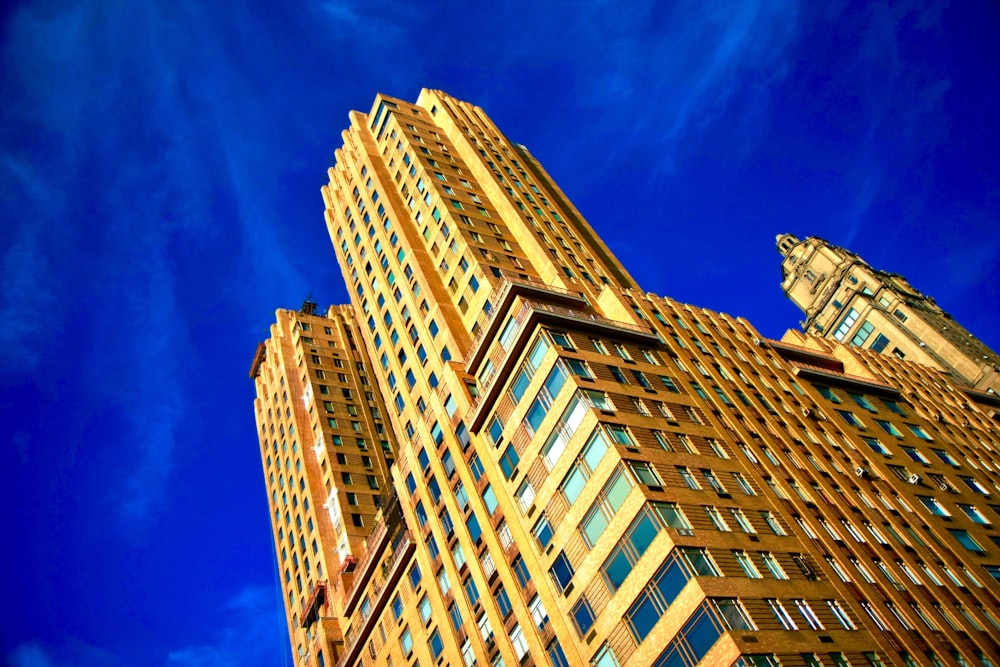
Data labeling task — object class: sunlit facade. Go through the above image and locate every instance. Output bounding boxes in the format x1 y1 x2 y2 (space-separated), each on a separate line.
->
777 234 1000 394
253 91 1000 667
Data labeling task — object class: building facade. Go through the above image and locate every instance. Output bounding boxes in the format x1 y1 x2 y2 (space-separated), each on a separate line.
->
252 91 1000 667
250 303 400 662
777 234 1000 394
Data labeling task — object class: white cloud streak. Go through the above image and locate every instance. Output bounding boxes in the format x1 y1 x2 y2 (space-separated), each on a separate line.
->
167 585 288 667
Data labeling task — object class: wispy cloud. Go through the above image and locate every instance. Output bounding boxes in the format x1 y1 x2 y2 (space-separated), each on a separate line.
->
8 643 54 667
568 0 802 171
2 0 340 529
0 216 54 372
831 0 952 247
167 584 288 667
6 640 118 667
0 153 63 374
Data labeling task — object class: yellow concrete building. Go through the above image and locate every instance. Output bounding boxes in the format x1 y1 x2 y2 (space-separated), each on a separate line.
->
252 91 1000 667
777 234 1000 394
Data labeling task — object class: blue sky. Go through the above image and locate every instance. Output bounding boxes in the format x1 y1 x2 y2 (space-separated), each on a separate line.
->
2 1 998 665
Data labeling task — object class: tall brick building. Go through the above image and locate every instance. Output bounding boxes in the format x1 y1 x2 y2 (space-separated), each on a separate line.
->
252 91 1000 667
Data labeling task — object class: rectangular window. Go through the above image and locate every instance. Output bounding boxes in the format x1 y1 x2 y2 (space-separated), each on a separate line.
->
832 308 860 341
499 444 519 479
653 501 693 536
601 505 664 591
761 553 788 579
513 556 531 587
949 529 986 553
837 410 865 427
573 596 596 636
851 320 875 347
705 507 731 532
876 419 902 437
827 600 856 629
550 551 575 593
734 551 762 578
816 386 841 403
862 436 890 455
767 599 797 629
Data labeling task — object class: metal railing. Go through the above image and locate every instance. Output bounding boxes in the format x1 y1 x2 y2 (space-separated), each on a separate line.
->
335 530 413 667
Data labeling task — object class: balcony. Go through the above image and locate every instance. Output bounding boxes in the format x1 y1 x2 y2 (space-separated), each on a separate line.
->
335 530 415 667
767 338 844 372
791 364 901 398
300 580 328 628
466 275 589 374
341 500 404 617
467 298 657 432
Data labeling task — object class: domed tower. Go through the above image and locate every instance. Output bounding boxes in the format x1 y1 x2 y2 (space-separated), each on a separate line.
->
777 234 999 393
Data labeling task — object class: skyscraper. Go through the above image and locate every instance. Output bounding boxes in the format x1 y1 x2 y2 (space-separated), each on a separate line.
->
253 91 1000 667
777 234 1000 394
251 302 400 660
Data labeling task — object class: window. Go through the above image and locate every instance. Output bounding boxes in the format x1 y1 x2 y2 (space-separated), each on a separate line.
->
591 645 620 667
549 331 574 349
849 393 876 412
534 516 554 548
628 460 662 486
607 424 635 445
705 507 731 532
862 436 890 455
918 496 950 517
512 555 531 587
626 584 667 642
580 469 633 547
679 549 720 578
767 599 797 629
429 628 443 659
949 529 986 553
566 357 594 379
959 504 991 525
573 596 596 635
582 389 614 411
499 444 519 479
733 473 755 495
400 627 413 655
559 429 614 503
660 375 680 392
734 551 762 578
678 467 701 489
550 551 575 593
933 449 959 466
653 501 693 536
960 475 990 495
851 320 875 347
832 308 860 341
817 386 841 403
837 410 865 427
860 601 888 631
731 509 755 533
601 506 663 591
761 511 786 535
875 419 902 437
703 470 726 492
827 600 856 629
761 553 788 579
529 594 550 629
510 624 528 660
907 424 933 441
796 599 824 629
548 641 570 667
